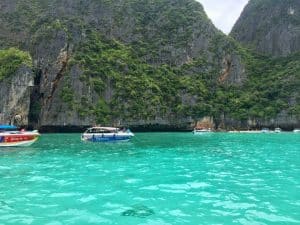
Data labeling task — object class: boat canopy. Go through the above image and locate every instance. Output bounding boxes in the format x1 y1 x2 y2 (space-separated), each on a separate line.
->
85 127 119 134
91 127 118 130
0 125 17 130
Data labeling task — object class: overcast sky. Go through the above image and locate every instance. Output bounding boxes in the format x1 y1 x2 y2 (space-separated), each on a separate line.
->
197 0 249 34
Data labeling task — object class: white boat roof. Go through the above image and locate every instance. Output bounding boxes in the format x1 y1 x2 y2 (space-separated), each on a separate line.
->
88 127 119 131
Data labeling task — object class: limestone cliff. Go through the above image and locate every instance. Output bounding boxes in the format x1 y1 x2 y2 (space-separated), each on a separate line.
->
0 0 246 130
231 0 300 57
230 0 300 130
0 0 299 130
0 48 33 126
0 66 34 126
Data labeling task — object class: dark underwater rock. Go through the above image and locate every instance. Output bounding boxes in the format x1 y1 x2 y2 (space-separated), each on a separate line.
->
121 205 155 218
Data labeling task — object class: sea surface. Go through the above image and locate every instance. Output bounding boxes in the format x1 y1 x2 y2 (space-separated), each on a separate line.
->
0 133 299 225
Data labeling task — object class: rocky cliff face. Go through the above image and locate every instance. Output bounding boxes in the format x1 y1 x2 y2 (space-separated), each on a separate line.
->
0 48 33 126
0 66 34 126
0 0 247 130
0 0 299 130
230 0 300 130
231 0 300 57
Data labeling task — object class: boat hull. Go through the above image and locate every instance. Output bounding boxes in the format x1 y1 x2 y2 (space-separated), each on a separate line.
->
0 132 40 147
193 130 212 135
82 134 133 142
0 138 39 147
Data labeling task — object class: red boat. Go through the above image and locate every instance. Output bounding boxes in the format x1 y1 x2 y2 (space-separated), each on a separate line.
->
0 125 40 147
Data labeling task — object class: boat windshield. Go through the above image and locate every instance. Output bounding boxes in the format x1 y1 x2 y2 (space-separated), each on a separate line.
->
86 128 117 134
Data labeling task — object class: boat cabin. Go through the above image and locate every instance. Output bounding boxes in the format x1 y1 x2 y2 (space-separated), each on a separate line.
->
84 127 119 134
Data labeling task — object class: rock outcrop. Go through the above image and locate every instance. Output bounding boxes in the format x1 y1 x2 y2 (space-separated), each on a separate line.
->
0 0 246 130
0 66 34 126
0 0 299 130
231 0 300 57
230 0 300 130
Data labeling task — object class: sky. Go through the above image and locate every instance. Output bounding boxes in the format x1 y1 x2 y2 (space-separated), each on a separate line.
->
197 0 249 34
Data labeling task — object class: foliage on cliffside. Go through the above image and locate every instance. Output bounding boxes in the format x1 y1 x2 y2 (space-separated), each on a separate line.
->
0 0 299 128
0 48 32 81
68 32 211 124
69 31 300 124
217 48 300 121
228 0 300 122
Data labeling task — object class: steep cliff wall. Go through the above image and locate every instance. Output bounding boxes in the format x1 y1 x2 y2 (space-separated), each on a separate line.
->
230 0 300 129
231 0 300 57
0 0 299 130
0 0 246 130
0 48 33 126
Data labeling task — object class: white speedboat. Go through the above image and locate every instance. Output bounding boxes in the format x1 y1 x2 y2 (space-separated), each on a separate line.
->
261 128 270 133
239 130 261 133
81 127 134 142
0 125 40 147
193 128 212 134
293 129 300 133
274 128 282 133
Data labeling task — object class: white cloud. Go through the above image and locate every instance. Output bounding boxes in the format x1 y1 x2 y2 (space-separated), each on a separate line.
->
197 0 249 34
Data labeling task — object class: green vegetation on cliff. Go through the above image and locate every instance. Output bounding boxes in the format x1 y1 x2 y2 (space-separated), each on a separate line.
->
0 48 32 81
217 50 300 121
68 32 210 123
0 0 299 129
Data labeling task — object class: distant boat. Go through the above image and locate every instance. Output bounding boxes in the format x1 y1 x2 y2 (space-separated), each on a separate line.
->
229 130 261 133
293 129 300 133
239 130 260 133
261 128 270 133
0 125 40 147
81 127 134 142
274 128 282 133
193 128 212 134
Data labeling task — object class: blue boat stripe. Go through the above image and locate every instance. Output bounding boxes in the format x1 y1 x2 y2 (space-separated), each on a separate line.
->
88 135 131 142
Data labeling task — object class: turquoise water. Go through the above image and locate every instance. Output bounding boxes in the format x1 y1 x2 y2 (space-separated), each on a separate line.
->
0 133 299 225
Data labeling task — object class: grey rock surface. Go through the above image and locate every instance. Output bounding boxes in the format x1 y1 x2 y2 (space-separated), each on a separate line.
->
0 66 34 126
231 0 300 57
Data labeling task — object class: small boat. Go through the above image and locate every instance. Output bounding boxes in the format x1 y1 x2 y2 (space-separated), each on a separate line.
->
293 129 300 133
0 125 40 147
193 128 212 134
261 128 270 133
274 128 282 133
81 127 134 142
239 130 261 133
